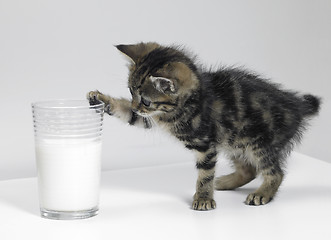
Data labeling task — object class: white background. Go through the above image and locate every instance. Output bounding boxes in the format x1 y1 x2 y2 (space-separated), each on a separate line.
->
1 0 330 180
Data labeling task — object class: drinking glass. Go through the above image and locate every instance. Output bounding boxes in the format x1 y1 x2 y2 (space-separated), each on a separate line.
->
32 100 104 220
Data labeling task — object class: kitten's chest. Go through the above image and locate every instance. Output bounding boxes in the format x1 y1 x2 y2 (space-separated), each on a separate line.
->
171 119 214 145
155 120 196 146
156 109 215 146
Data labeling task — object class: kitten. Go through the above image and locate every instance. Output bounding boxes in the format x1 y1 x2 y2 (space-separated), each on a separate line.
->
88 42 321 210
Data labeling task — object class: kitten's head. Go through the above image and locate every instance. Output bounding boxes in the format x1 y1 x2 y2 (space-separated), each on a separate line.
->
116 42 199 117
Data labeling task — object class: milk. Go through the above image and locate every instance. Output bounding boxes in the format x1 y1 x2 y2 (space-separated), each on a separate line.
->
35 139 102 212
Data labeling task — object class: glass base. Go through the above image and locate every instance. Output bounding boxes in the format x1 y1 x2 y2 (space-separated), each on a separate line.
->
40 207 99 220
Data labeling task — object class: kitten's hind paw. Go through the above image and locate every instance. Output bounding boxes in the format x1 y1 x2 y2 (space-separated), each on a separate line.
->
245 193 272 206
192 198 216 211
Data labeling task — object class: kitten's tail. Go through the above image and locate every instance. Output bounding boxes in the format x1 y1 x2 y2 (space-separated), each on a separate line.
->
301 94 321 117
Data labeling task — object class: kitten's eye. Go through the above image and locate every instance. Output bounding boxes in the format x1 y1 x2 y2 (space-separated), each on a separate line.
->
129 88 133 95
141 97 151 107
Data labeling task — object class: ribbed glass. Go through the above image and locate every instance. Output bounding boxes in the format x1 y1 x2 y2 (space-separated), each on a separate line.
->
32 100 104 220
32 100 104 140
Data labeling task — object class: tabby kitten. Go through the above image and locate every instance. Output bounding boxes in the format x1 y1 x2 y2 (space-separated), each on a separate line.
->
88 42 321 211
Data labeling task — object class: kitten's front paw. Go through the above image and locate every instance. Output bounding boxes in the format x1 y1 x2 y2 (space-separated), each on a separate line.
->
87 90 114 115
245 193 272 206
192 198 216 211
87 90 103 106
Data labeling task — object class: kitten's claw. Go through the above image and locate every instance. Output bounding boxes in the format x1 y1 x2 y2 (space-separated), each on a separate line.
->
87 90 114 115
192 198 216 211
245 193 272 206
87 90 103 106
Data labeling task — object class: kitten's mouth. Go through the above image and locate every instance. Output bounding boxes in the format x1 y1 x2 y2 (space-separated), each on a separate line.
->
136 112 149 117
135 110 162 118
133 109 150 117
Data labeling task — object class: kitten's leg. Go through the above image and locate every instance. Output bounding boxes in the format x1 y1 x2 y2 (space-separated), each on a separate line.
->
245 156 284 206
215 156 256 190
192 147 218 211
87 90 152 129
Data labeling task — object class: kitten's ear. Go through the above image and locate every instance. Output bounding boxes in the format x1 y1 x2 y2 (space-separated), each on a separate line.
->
150 76 177 94
115 42 160 64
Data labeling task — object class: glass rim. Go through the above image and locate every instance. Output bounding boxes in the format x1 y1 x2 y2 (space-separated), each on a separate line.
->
31 99 104 109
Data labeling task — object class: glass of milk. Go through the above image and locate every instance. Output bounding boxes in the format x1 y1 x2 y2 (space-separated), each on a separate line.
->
32 100 104 220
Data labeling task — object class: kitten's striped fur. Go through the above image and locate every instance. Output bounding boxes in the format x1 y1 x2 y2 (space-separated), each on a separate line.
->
88 42 321 210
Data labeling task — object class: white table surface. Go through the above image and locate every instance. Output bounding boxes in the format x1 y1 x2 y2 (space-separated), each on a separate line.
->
1 152 330 240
